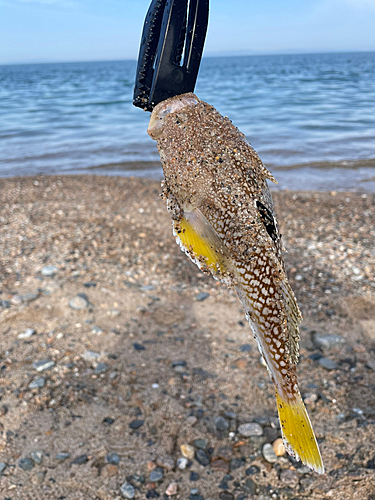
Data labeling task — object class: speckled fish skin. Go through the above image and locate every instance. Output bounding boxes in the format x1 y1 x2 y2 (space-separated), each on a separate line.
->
147 93 324 473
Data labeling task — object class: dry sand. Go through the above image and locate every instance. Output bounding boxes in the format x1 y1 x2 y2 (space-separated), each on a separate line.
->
0 175 374 500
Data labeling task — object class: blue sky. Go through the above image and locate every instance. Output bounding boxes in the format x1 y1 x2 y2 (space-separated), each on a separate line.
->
1 0 375 64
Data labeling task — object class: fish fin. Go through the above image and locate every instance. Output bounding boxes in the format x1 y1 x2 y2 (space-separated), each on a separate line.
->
244 141 278 184
276 388 324 474
280 280 302 364
263 168 278 184
173 209 230 277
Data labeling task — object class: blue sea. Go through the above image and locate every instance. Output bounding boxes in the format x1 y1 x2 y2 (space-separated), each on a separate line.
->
1 52 375 191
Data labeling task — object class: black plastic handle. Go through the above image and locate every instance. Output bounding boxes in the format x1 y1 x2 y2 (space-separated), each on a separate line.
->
133 0 209 111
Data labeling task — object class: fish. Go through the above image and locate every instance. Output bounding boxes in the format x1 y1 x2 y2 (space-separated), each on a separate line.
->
147 92 324 474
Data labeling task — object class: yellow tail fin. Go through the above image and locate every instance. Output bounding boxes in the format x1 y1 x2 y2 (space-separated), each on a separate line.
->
276 389 324 474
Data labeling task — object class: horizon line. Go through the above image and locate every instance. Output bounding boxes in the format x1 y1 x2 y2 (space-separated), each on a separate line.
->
1 48 375 67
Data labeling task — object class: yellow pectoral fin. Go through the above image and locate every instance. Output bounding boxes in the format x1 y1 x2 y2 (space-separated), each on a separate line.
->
276 389 324 474
174 209 229 276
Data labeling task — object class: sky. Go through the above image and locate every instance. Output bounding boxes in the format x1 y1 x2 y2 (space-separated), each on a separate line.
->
1 0 375 64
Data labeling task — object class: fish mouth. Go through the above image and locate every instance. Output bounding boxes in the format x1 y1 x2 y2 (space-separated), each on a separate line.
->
147 93 199 140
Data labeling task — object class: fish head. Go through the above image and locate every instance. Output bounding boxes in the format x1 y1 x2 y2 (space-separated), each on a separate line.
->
148 93 204 209
147 93 199 140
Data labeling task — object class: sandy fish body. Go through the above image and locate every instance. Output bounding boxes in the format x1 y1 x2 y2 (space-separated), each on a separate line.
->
147 93 324 474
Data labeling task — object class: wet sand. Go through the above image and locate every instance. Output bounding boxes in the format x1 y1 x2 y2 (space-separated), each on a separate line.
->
0 175 374 499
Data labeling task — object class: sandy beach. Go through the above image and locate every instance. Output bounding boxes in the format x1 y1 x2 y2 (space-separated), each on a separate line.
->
0 174 374 500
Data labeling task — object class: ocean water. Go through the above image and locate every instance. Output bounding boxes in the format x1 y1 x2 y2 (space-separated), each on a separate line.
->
1 52 375 191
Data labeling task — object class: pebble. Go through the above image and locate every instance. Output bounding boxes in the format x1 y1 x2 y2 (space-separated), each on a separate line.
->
19 458 35 471
133 473 146 483
245 465 260 476
181 443 195 460
174 365 185 373
219 478 229 490
41 265 59 277
230 458 243 470
195 449 210 466
313 333 344 349
95 362 109 374
146 461 156 471
106 452 120 465
309 352 322 361
120 481 135 499
0 463 7 474
22 292 39 303
156 455 175 471
129 419 144 429
319 357 337 371
140 284 155 291
215 416 229 431
186 416 198 426
11 295 23 305
133 342 146 351
83 350 100 362
146 489 160 498
107 308 121 318
297 465 312 474
70 454 89 465
84 281 97 288
56 452 71 460
149 466 164 482
189 495 204 500
31 471 46 485
304 392 318 405
177 457 188 470
190 471 200 481
103 417 115 425
172 360 187 367
239 344 251 352
366 359 375 370
211 459 230 473
101 464 118 477
280 469 299 488
0 404 8 416
30 451 43 464
165 482 178 496
238 422 263 437
18 328 36 339
32 359 55 372
262 443 277 463
272 438 285 456
69 295 89 310
28 377 46 389
244 478 256 495
220 493 234 500
196 292 209 301
194 439 208 450
92 325 104 334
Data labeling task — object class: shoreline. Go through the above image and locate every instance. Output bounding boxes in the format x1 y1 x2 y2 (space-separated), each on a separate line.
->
0 175 374 499
1 157 375 192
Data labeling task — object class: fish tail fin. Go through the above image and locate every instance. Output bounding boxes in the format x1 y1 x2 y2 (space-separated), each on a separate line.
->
275 388 324 474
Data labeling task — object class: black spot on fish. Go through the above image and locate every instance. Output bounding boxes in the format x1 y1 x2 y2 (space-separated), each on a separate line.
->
256 200 278 242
